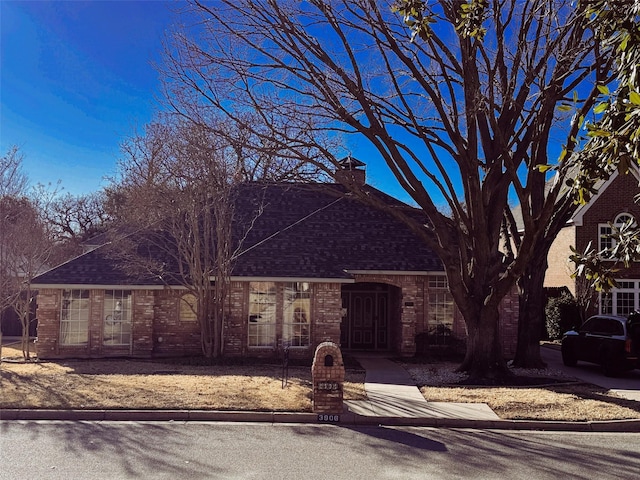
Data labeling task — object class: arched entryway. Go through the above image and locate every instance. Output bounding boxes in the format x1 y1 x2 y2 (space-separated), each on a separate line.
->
340 282 400 352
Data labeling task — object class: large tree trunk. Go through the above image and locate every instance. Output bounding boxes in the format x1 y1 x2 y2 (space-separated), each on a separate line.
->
453 285 511 383
512 253 548 368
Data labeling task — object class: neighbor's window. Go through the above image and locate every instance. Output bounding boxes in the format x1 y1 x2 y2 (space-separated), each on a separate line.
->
599 213 636 254
427 275 454 345
248 282 276 347
179 293 198 322
283 282 311 347
60 289 90 345
600 280 639 316
103 290 132 346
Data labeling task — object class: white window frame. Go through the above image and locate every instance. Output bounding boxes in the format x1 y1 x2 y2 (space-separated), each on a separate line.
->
427 275 454 345
103 290 132 346
600 280 639 316
283 282 311 348
60 289 90 346
248 282 277 348
599 213 636 254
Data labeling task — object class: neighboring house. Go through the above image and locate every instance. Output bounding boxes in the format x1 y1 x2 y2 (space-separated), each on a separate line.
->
545 169 640 316
31 161 519 360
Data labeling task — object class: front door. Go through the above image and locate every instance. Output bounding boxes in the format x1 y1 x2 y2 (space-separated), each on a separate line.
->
341 287 389 350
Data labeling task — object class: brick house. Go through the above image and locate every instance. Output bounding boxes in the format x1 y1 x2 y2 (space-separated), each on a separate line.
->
544 170 640 316
32 162 519 360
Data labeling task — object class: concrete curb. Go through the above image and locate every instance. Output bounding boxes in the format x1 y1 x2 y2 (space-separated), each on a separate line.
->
2 409 639 432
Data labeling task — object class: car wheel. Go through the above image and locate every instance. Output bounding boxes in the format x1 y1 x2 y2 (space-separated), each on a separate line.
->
561 345 577 367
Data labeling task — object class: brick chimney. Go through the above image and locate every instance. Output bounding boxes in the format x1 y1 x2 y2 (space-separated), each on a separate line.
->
334 155 366 186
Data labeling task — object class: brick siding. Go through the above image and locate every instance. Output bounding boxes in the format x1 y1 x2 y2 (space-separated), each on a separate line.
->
35 274 519 360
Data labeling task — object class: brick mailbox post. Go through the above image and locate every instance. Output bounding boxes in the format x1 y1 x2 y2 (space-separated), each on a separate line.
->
312 341 345 418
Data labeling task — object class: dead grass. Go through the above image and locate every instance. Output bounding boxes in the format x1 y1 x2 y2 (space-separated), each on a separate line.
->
406 360 640 421
2 343 640 421
0 343 365 412
420 385 640 421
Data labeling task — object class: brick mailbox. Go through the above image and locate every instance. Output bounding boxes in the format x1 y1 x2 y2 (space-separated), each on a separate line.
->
312 341 345 417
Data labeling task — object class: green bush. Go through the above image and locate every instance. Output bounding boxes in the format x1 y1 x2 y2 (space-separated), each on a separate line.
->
545 292 581 340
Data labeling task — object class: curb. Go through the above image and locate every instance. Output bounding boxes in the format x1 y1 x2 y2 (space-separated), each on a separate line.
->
2 409 639 432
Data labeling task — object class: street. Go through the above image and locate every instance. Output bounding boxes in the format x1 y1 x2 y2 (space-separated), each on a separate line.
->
1 421 639 480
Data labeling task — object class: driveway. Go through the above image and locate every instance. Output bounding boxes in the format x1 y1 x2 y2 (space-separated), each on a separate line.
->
541 344 640 401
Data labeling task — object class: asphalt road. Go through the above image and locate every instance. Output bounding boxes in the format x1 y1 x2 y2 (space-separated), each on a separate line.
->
1 421 639 480
540 345 640 401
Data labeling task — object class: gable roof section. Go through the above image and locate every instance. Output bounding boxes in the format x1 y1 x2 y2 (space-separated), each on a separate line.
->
32 182 442 287
511 168 640 231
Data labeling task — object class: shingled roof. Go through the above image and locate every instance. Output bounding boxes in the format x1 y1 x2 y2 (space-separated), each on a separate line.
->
32 182 442 287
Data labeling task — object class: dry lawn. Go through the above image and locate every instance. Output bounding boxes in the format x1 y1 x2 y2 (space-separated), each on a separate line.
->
2 343 640 421
0 343 364 412
404 361 640 421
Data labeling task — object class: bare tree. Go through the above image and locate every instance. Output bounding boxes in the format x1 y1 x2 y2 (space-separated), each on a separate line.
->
160 0 610 379
45 192 110 242
113 115 313 357
1 146 30 359
0 146 28 198
0 195 55 360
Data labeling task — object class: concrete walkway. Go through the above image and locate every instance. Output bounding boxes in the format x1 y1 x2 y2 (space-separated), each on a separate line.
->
345 355 499 420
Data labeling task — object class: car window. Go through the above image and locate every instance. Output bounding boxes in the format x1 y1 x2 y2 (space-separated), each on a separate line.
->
580 318 598 334
581 317 609 334
581 317 622 335
604 319 624 336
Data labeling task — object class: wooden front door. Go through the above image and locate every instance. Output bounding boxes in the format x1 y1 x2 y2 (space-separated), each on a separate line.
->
341 289 389 350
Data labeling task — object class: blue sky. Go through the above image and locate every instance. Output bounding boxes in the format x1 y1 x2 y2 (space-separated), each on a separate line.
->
1 0 179 195
1 0 412 203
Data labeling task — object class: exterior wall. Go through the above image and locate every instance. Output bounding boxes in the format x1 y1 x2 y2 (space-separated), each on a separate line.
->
35 275 520 360
311 283 343 353
544 225 577 295
36 288 156 359
34 289 61 359
576 173 640 315
151 289 200 357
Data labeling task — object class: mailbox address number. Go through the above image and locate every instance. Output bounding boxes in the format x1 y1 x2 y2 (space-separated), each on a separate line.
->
317 381 340 391
318 414 340 422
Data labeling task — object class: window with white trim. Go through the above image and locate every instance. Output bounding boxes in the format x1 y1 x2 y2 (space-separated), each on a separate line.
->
427 275 454 345
600 280 639 316
283 282 311 347
60 289 89 345
248 282 276 347
599 213 636 253
103 290 132 346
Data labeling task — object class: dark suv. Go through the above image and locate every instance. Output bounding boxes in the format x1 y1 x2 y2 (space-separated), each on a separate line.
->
561 312 640 376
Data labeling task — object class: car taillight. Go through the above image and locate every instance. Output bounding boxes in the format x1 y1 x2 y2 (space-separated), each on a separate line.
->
625 339 632 354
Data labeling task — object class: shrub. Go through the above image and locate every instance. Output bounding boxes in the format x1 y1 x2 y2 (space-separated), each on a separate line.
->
545 292 581 340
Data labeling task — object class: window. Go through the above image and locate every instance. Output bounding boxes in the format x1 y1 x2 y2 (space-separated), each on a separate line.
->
103 290 132 346
599 224 614 252
600 280 639 316
427 275 454 345
248 282 276 347
599 213 636 253
283 282 311 347
60 289 89 345
179 293 198 322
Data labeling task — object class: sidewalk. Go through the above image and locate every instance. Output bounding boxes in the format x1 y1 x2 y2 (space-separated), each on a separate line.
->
345 356 499 420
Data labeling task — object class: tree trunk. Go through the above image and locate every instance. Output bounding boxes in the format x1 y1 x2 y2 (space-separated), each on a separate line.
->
455 294 511 383
512 250 548 368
